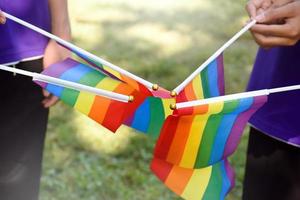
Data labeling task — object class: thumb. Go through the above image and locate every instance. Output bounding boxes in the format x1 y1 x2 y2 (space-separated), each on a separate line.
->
255 3 294 23
43 89 50 97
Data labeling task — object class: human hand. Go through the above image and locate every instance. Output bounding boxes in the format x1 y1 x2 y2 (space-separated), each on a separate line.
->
246 0 300 47
246 0 272 19
0 10 6 24
252 1 300 47
42 40 71 108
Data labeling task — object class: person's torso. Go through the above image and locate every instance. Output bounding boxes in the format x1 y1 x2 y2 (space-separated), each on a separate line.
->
0 0 51 64
248 42 300 145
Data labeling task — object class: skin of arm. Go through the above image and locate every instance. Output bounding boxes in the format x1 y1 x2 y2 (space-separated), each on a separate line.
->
42 0 71 108
246 0 300 48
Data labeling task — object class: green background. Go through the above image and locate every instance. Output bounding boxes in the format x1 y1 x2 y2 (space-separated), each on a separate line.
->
40 0 257 199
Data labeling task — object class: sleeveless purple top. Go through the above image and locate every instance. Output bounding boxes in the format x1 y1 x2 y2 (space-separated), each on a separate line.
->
248 42 300 146
0 0 51 64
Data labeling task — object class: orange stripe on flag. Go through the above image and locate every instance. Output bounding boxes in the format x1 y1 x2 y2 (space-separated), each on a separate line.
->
193 104 209 115
164 165 194 195
113 83 135 96
166 116 194 165
121 75 140 91
184 82 198 101
88 96 111 124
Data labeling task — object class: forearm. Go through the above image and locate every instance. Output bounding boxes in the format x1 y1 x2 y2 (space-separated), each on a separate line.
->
48 0 71 40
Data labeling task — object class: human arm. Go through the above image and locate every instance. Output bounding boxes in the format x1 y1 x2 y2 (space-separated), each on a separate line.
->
42 0 71 108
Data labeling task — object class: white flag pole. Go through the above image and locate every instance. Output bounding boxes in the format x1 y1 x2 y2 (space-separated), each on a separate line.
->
172 20 257 96
0 65 132 102
3 12 156 90
175 84 300 110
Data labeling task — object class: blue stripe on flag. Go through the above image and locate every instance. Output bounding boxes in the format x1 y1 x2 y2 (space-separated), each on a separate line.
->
131 99 151 133
207 59 220 97
220 161 231 200
209 97 254 164
46 64 93 97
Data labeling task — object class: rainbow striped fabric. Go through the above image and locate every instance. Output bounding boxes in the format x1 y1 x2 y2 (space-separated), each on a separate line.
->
36 46 263 200
151 157 234 200
36 58 147 132
153 95 268 169
124 97 175 138
176 54 224 102
59 43 152 94
124 55 226 138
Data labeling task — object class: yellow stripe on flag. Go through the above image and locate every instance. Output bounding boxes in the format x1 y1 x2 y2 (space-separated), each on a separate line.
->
74 77 120 115
192 75 204 99
181 166 212 200
103 66 122 80
179 115 210 168
74 92 95 115
95 77 120 91
208 101 224 114
162 99 175 119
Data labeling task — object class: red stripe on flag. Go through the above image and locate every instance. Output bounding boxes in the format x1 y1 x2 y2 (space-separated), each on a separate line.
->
150 157 173 182
153 116 180 160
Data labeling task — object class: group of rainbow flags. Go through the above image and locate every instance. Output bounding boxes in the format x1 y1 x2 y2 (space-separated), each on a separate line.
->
1 12 300 200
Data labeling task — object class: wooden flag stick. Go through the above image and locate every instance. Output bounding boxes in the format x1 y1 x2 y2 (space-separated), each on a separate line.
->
0 65 132 102
173 20 257 95
175 84 300 110
3 12 155 90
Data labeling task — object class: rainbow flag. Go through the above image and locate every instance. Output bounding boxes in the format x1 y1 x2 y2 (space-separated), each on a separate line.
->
176 54 224 102
124 97 175 138
59 43 153 94
153 95 267 169
124 56 225 139
36 58 148 132
151 157 234 200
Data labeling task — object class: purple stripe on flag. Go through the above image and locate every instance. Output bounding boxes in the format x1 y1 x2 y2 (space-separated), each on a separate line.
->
224 159 235 192
35 58 79 88
223 95 268 157
124 114 135 126
217 54 225 95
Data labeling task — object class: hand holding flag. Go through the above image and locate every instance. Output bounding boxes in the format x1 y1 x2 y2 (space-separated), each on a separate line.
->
3 11 300 200
247 0 300 47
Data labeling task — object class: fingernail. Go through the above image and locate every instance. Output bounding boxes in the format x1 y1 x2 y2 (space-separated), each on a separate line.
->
255 13 265 22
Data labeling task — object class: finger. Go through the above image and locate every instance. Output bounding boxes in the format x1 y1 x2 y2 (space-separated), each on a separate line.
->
42 96 59 108
261 1 272 9
246 0 266 18
246 2 257 18
271 0 294 8
0 15 6 24
251 23 297 38
43 90 50 97
255 2 296 23
252 32 297 47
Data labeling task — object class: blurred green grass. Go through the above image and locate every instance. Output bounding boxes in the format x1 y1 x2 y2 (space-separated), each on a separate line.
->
40 0 258 199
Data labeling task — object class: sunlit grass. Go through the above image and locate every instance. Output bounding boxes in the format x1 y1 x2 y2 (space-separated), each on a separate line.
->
41 0 257 199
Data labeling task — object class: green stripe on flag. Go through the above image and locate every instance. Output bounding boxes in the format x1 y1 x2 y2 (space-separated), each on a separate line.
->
60 71 105 107
202 162 224 200
201 68 211 98
147 97 166 139
78 71 106 86
195 100 239 168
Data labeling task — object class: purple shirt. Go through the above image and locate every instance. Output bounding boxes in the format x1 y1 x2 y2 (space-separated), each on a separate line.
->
248 42 300 146
0 0 51 64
